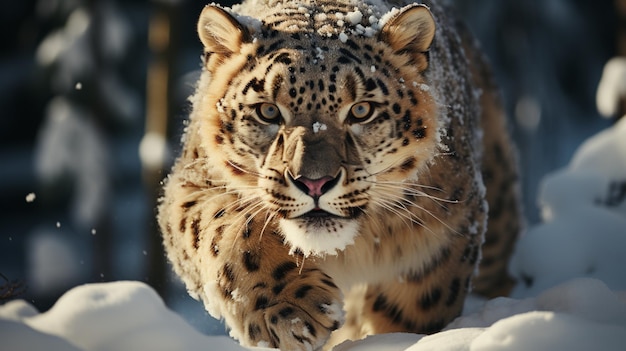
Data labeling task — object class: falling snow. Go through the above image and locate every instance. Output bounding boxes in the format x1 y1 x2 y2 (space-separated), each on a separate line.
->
25 193 36 203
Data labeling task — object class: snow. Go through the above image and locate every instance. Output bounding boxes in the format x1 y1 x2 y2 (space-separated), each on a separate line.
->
35 8 92 92
596 57 626 118
1 281 258 351
509 117 626 297
345 9 363 25
234 0 390 39
139 132 171 170
569 116 626 178
335 333 423 351
25 192 36 203
35 97 110 226
312 121 328 133
465 311 624 351
2 278 624 351
336 278 626 351
339 32 349 43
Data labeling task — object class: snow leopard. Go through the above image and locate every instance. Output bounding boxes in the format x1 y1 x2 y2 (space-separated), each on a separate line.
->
158 0 521 349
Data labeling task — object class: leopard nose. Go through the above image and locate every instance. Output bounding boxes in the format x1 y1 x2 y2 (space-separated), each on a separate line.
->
294 175 339 197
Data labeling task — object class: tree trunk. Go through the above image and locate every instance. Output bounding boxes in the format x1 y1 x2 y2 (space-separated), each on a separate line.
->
142 0 180 297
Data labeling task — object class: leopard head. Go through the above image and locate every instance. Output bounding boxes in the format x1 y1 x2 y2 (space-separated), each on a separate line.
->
193 3 439 257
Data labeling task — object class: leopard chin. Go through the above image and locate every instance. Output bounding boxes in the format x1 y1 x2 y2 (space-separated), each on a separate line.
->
279 216 360 257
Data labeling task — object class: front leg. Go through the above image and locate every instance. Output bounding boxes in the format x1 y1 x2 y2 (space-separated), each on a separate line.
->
329 240 476 346
209 221 344 350
161 191 343 350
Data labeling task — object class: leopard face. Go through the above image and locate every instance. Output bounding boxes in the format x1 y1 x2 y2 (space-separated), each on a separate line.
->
195 4 439 257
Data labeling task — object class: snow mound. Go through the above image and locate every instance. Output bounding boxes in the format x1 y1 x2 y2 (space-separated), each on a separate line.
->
0 281 257 351
510 118 626 297
1 278 625 350
1 320 83 351
407 278 626 351
468 311 624 351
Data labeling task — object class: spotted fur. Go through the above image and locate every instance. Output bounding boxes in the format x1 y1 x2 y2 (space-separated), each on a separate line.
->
158 0 521 350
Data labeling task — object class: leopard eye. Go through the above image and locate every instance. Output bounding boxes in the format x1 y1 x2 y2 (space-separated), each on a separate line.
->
347 102 375 123
255 103 281 124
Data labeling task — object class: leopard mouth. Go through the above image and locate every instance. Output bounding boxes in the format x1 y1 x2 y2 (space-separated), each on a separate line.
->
298 209 338 219
296 207 365 220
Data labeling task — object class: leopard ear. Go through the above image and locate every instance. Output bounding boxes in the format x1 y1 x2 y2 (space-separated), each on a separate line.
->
379 4 435 70
197 5 251 56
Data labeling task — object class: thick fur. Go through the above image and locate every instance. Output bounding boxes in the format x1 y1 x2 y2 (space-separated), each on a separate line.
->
158 0 521 350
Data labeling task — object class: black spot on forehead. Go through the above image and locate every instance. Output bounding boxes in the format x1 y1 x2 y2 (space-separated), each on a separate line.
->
318 79 325 91
345 75 357 101
242 77 265 95
338 48 363 64
271 74 284 100
376 79 389 95
344 39 360 51
273 52 292 65
354 66 365 80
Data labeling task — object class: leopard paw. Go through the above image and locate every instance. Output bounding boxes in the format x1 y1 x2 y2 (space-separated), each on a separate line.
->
242 273 344 350
266 300 342 350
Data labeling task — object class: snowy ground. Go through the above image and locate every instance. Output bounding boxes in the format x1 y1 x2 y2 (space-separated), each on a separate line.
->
3 116 626 350
2 277 625 351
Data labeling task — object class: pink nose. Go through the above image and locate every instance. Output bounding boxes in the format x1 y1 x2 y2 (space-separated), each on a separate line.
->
296 176 336 197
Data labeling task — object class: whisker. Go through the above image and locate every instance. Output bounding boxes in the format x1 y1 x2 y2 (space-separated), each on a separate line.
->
298 255 306 274
364 149 451 178
183 184 264 210
368 197 425 234
369 180 445 193
364 209 388 241
229 200 268 250
180 157 208 170
355 206 406 247
374 189 461 236
259 211 278 241
369 182 458 236
226 160 264 179
228 199 266 228
373 183 461 206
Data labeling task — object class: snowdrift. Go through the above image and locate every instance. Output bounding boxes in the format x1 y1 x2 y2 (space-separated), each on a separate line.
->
1 278 625 350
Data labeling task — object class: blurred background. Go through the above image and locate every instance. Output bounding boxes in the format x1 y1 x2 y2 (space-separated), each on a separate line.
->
0 0 623 335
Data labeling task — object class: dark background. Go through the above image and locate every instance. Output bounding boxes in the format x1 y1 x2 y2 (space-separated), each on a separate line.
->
0 0 622 334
